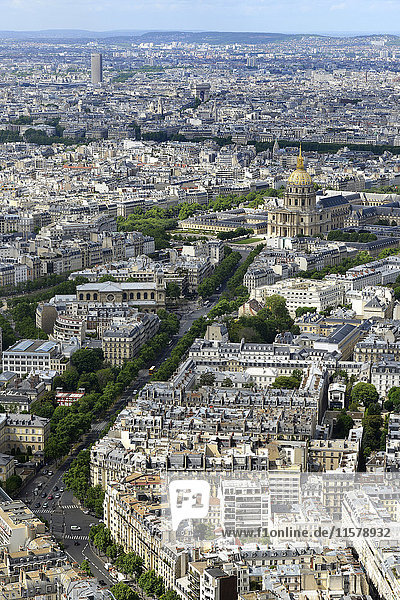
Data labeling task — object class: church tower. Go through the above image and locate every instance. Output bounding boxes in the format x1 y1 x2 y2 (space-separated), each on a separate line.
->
272 138 280 158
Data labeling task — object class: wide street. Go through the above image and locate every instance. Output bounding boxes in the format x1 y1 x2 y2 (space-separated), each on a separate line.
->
15 251 251 583
178 246 251 335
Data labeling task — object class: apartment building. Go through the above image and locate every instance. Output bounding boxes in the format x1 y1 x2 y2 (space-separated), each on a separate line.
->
2 340 69 377
354 334 400 363
102 312 160 367
243 267 276 293
252 278 345 317
308 434 361 472
346 286 394 319
371 360 400 397
52 314 86 344
188 563 238 600
189 338 338 376
342 488 400 600
0 539 66 578
386 413 400 469
0 500 46 552
0 264 15 287
104 474 188 592
0 455 15 483
0 413 50 455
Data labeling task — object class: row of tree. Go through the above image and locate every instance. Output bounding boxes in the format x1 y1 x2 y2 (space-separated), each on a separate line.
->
152 317 207 381
197 249 241 298
89 524 178 600
250 139 400 157
296 250 373 280
30 311 180 461
204 247 267 319
0 272 73 296
176 189 282 222
216 227 253 240
63 450 104 517
327 230 377 243
225 244 264 299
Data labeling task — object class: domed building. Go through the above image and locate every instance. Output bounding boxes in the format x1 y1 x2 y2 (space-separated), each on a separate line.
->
267 148 350 237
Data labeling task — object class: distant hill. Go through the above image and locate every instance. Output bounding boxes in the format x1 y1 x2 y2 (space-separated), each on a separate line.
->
0 29 397 44
0 29 148 40
0 29 298 44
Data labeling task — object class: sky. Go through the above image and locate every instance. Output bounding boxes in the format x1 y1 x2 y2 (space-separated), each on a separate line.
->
1 0 400 34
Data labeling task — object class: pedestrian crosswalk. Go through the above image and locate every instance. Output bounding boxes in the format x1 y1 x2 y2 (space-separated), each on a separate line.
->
36 504 77 513
64 535 89 541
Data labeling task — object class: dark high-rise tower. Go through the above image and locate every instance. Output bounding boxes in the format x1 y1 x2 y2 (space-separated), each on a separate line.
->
91 53 103 85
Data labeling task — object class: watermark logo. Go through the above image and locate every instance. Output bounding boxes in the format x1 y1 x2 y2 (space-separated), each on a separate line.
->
169 479 210 531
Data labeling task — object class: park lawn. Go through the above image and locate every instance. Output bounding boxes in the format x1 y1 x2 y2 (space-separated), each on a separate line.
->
232 237 263 244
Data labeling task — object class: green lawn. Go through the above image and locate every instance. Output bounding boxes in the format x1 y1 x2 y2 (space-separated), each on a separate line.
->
232 237 263 244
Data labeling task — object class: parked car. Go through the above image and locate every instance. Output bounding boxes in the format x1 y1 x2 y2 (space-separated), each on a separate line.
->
47 495 53 500
41 492 46 498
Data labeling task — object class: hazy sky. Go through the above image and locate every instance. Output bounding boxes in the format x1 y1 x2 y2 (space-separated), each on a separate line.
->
1 0 400 33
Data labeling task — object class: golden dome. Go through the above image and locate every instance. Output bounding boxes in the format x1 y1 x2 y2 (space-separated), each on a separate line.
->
287 147 313 186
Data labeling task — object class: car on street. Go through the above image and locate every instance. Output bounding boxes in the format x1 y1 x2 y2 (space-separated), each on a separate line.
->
47 471 53 476
99 580 106 586
74 541 80 546
70 525 81 531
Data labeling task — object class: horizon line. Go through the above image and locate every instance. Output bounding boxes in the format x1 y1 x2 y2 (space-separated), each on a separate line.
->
1 28 400 36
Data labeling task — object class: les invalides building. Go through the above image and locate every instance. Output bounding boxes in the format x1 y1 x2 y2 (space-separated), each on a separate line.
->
267 148 351 237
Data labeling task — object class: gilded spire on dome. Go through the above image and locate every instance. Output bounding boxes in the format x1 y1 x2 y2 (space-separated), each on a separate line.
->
296 145 304 170
287 144 312 186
